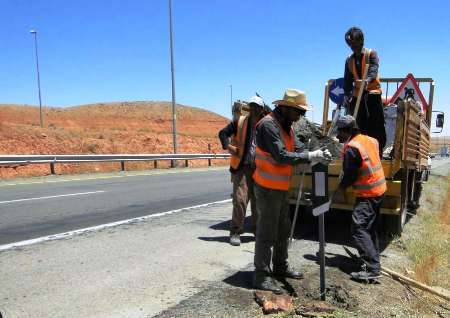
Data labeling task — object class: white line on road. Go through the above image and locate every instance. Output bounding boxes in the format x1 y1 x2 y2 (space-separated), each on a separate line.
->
0 191 106 204
0 198 232 252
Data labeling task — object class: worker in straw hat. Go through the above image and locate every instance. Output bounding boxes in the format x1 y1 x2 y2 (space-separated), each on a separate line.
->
253 89 332 294
334 115 386 282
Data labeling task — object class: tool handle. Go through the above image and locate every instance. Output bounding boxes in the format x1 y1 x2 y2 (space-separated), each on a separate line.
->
352 65 369 119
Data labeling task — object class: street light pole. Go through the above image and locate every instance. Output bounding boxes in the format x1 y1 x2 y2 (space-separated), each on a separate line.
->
228 84 233 109
30 29 43 128
168 0 177 157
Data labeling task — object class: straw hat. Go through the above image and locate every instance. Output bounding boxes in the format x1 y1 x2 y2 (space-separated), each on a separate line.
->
272 89 310 111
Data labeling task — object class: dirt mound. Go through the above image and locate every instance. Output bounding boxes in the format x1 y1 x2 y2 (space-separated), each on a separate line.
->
294 117 343 158
0 102 229 179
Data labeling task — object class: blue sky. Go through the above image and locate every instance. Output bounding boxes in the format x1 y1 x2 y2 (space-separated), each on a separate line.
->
1 0 449 134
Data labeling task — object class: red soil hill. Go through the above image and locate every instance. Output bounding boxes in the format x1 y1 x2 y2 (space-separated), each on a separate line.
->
0 101 229 179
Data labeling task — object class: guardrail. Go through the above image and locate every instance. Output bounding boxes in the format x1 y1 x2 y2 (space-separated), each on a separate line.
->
0 153 231 174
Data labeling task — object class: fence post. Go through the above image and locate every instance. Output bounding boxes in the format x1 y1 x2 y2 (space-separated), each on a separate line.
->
50 162 55 175
121 161 125 171
208 143 212 167
185 159 188 167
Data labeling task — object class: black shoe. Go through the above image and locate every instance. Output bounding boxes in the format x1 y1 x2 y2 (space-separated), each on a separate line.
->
273 267 303 280
253 276 283 294
350 270 381 282
229 234 241 246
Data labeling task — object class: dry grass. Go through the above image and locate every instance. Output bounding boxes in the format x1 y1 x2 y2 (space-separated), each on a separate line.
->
405 175 450 288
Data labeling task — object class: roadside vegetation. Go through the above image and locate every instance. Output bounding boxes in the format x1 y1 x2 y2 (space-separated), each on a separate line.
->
404 174 449 289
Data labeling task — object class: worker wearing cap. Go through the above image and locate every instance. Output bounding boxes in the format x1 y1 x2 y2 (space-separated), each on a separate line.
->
219 95 266 246
334 115 386 282
343 27 386 155
253 89 332 293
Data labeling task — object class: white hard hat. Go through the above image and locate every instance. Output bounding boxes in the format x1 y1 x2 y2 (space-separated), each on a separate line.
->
248 95 264 108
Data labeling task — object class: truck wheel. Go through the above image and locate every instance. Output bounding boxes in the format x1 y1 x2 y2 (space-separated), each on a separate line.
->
386 169 409 236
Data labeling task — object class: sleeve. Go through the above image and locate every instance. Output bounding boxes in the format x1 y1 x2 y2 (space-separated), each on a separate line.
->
340 147 362 188
367 49 379 83
256 122 309 165
344 57 354 97
218 121 237 150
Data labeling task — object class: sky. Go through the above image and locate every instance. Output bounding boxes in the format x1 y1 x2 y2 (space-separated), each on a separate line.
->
1 0 449 135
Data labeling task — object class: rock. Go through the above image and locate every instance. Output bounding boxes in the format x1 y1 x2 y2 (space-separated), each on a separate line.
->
293 117 343 158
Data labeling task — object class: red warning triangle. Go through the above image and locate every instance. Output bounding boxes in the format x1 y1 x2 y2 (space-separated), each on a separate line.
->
389 73 428 112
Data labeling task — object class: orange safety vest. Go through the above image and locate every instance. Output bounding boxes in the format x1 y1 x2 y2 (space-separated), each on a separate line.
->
229 115 249 170
343 134 387 198
349 48 382 97
253 113 295 191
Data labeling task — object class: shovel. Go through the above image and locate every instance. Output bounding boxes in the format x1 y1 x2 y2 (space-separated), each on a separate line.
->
289 139 311 248
352 63 369 119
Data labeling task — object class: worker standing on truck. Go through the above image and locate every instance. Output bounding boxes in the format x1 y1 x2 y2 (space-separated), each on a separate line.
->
334 115 386 282
343 26 386 155
253 89 332 293
218 95 266 246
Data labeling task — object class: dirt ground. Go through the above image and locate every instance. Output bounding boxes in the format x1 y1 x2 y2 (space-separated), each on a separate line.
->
0 102 229 179
154 172 450 318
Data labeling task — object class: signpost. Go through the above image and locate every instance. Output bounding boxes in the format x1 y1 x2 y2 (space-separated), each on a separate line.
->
312 162 330 301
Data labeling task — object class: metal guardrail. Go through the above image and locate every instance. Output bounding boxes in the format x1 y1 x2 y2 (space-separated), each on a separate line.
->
0 153 231 174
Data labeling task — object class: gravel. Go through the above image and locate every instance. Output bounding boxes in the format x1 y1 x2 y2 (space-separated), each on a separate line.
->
294 117 343 158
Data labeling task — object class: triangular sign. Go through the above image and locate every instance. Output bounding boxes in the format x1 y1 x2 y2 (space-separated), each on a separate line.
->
389 73 428 112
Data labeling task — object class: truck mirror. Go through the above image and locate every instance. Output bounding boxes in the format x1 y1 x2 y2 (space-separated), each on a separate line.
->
436 113 444 128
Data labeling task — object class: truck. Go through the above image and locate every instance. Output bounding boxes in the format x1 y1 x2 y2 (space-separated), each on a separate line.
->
288 75 445 235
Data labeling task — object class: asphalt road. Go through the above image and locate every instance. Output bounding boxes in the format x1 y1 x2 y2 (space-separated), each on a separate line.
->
0 167 230 245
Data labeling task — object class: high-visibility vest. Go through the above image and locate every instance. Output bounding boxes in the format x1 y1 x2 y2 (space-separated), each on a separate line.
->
229 115 249 170
253 113 294 191
343 134 387 198
349 48 382 97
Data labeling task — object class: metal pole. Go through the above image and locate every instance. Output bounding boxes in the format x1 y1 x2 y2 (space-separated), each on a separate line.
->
30 30 43 128
169 0 177 156
318 213 326 300
228 84 233 109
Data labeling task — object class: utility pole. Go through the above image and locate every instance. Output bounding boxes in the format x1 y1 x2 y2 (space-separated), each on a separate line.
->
30 29 43 128
169 0 177 157
229 84 233 108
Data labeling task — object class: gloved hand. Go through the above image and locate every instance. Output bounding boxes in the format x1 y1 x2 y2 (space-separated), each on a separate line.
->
308 148 332 162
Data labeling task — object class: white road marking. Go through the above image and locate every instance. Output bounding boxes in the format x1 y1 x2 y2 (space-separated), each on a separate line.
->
0 166 227 188
0 191 106 204
0 199 232 251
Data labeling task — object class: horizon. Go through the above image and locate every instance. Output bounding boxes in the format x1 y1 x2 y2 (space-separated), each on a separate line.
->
1 0 449 135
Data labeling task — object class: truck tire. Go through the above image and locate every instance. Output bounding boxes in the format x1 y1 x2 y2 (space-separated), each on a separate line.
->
385 169 410 236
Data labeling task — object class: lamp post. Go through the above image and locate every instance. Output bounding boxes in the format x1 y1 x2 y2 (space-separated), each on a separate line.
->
228 84 233 112
30 29 43 128
168 0 177 159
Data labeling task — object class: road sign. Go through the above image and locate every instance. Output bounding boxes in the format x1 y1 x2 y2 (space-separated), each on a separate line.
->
329 78 345 105
312 162 329 301
389 73 428 112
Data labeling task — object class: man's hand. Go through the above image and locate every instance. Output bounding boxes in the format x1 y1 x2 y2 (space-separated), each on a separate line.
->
308 148 333 163
331 187 347 203
227 144 238 155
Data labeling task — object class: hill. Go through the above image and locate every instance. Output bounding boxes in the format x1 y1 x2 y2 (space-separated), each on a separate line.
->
0 102 229 178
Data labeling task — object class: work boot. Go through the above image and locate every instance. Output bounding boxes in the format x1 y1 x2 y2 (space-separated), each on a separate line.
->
350 270 381 282
253 275 283 294
229 234 241 246
273 266 303 280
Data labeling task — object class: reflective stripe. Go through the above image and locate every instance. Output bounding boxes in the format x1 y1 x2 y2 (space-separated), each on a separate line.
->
257 170 291 182
255 153 283 166
359 163 382 176
348 140 369 160
353 178 386 190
